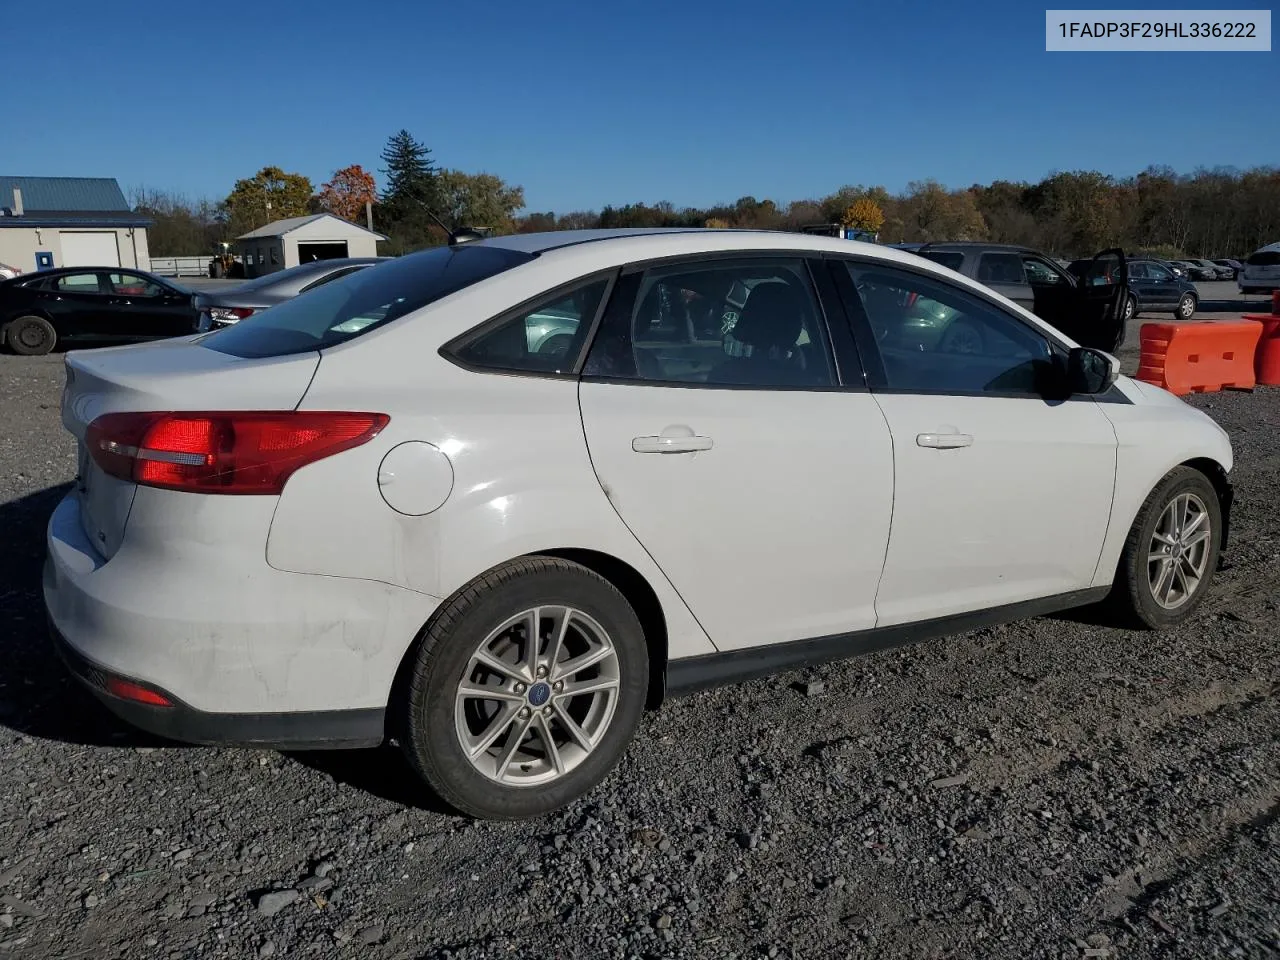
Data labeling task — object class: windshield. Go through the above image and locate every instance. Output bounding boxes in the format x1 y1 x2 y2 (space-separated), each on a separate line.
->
204 245 535 358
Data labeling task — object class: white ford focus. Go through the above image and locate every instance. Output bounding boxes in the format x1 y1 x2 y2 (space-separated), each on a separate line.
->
44 229 1233 819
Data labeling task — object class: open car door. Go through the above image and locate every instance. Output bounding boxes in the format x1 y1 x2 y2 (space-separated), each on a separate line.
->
1052 249 1128 352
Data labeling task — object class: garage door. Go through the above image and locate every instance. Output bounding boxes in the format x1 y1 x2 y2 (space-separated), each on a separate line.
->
60 231 120 268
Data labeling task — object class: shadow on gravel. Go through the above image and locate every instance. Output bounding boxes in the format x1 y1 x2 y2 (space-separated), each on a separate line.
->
287 747 458 815
0 483 166 747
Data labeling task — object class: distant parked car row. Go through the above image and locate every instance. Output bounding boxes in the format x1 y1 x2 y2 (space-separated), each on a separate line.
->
0 258 381 354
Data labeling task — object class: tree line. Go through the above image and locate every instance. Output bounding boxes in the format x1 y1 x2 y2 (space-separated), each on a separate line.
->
134 132 1280 261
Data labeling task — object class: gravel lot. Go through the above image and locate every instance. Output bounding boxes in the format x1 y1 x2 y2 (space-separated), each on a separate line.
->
0 345 1277 960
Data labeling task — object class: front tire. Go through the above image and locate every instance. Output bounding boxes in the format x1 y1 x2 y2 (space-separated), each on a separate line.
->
1175 293 1197 320
4 316 57 355
1109 467 1221 629
1122 294 1137 322
400 557 648 819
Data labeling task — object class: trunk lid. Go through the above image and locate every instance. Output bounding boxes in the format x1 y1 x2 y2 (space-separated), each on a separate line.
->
62 338 320 559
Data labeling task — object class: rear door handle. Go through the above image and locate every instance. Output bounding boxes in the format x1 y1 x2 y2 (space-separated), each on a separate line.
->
916 432 973 449
633 426 713 454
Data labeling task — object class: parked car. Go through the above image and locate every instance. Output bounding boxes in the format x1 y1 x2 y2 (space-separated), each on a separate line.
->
896 242 1129 351
0 263 21 281
1157 260 1189 280
196 258 385 331
1238 243 1280 294
1211 258 1242 280
1184 258 1230 281
45 229 1233 819
1102 258 1199 320
1172 260 1215 282
0 267 197 355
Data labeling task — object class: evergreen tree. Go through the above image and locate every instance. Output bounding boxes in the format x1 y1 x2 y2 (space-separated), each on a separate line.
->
377 130 442 251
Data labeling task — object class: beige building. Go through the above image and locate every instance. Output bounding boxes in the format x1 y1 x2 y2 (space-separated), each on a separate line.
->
0 177 151 273
236 214 385 277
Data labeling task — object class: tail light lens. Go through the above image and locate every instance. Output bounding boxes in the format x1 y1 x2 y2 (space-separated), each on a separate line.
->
210 307 256 323
85 411 389 495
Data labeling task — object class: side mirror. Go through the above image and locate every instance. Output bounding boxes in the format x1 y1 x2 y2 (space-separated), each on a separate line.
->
1067 346 1119 395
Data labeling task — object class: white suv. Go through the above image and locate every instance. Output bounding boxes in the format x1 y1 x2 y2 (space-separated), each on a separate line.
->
44 229 1233 819
1239 242 1280 294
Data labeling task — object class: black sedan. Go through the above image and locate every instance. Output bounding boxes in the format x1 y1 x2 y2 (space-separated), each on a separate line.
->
195 258 383 331
0 267 197 355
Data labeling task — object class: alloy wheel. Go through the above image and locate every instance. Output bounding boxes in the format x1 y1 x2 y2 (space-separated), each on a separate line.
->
454 605 620 786
1147 492 1212 610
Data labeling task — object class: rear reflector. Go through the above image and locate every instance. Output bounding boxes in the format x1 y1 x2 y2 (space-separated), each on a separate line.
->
86 411 389 495
106 676 173 707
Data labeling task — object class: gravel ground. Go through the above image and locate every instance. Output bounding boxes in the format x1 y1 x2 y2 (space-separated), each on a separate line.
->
0 350 1277 960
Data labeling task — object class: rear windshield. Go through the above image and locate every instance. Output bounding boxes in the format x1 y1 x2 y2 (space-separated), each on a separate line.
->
204 245 535 358
1246 250 1280 266
918 251 965 271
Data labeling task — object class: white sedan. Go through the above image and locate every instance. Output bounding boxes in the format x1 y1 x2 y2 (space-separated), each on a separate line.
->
44 229 1233 819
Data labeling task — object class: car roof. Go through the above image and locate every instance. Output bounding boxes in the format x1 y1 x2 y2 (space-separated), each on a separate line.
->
894 241 1040 254
466 228 962 275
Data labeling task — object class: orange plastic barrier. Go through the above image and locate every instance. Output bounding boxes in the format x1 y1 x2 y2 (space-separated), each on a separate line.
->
1246 316 1280 386
1136 321 1263 395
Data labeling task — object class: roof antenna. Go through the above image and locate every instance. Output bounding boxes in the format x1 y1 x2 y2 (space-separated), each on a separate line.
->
416 202 485 247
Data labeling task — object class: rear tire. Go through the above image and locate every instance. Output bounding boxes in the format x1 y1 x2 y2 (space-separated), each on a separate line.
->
4 316 56 356
1175 293 1197 320
400 557 649 819
1122 294 1137 322
1108 466 1221 630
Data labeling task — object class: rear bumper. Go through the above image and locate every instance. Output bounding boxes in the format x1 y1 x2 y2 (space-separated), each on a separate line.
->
1239 280 1278 292
43 488 440 732
49 619 383 749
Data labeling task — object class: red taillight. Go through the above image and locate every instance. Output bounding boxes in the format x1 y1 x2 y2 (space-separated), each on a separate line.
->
105 676 173 707
228 307 255 320
85 411 389 495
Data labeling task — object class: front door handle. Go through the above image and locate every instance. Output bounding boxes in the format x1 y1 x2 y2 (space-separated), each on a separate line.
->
633 425 713 454
916 432 973 449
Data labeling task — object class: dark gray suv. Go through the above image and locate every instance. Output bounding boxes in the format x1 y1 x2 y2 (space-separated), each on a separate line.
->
893 242 1129 352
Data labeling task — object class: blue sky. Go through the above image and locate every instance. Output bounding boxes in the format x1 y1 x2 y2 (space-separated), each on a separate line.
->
4 0 1276 211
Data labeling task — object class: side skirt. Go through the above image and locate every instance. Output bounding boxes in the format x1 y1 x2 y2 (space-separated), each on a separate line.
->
665 587 1111 697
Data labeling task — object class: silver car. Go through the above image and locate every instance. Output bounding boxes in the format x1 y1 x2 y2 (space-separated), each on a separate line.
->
196 258 386 330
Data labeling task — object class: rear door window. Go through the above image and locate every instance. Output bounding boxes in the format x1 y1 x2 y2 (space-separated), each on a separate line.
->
976 253 1028 285
917 251 965 272
204 246 535 358
583 258 835 388
55 272 104 294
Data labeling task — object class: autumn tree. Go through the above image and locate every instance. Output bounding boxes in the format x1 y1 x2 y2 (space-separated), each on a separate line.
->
318 164 377 224
704 217 730 228
223 166 314 236
841 198 885 234
436 170 525 234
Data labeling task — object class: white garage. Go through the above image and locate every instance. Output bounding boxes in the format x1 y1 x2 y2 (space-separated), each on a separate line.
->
236 214 386 277
59 230 122 267
0 176 151 273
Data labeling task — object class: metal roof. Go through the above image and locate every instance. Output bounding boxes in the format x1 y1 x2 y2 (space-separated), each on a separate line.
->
0 176 131 212
236 213 387 240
